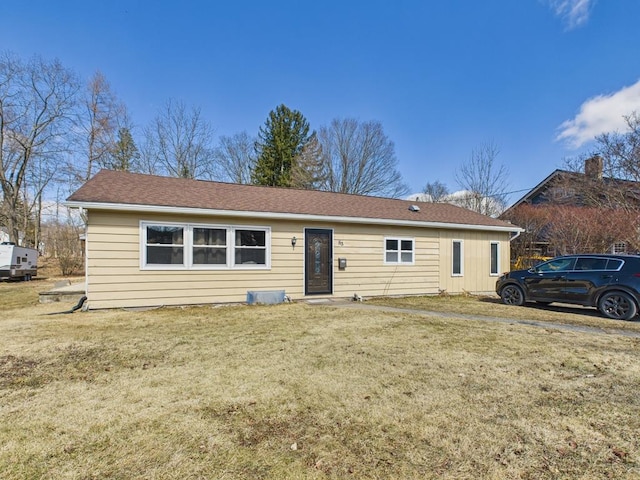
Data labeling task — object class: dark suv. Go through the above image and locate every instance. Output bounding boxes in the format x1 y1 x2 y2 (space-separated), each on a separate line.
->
496 254 640 320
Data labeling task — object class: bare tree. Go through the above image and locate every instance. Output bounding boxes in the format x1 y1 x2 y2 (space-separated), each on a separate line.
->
79 71 127 181
142 99 216 179
138 132 161 175
316 118 408 197
422 180 450 202
559 154 633 211
500 203 553 262
213 131 256 184
561 112 640 212
455 141 510 216
595 111 640 182
0 52 79 244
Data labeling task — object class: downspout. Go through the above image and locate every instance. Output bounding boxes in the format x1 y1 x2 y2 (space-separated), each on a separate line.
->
80 207 89 308
510 229 522 242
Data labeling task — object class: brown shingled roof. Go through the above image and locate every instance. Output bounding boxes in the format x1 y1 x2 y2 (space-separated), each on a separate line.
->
66 170 519 230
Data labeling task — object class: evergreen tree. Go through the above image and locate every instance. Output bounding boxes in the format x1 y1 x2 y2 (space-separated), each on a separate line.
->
252 104 314 187
105 127 140 171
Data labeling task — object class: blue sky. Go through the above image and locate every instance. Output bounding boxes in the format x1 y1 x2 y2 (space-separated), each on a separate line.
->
2 0 640 204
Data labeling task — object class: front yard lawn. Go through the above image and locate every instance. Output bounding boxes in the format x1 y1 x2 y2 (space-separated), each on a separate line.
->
1 280 639 479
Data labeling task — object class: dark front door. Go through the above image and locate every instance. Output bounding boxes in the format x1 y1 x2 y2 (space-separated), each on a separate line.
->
305 229 333 295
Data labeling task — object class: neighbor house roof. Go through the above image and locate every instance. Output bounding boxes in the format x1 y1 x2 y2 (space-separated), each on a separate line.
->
66 170 522 232
502 168 640 217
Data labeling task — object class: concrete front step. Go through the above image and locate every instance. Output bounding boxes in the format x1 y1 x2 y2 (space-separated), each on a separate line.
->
39 281 86 304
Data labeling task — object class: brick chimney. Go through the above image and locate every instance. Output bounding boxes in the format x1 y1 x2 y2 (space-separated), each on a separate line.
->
585 155 603 179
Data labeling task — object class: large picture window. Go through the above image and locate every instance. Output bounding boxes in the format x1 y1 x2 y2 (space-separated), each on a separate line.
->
384 237 414 265
141 222 270 270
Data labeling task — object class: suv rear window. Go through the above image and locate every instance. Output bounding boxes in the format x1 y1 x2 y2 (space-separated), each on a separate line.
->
575 257 608 270
606 259 623 271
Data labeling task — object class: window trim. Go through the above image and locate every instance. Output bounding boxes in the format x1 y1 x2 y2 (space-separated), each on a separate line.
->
140 221 271 270
383 236 415 265
232 228 269 269
143 222 186 269
452 239 463 276
490 241 500 276
191 226 228 269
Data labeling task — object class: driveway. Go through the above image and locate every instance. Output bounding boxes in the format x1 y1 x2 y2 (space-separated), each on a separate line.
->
314 300 640 339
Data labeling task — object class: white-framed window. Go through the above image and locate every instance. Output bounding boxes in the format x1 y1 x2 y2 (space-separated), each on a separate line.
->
452 239 463 276
384 237 415 265
145 224 185 268
490 241 500 276
612 242 627 254
193 227 227 266
141 221 270 270
233 228 267 268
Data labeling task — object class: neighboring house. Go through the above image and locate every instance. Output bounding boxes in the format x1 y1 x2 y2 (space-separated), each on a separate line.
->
65 170 523 309
501 156 640 256
504 156 640 213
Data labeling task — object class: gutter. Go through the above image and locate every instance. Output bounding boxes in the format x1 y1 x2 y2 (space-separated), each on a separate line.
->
64 200 525 235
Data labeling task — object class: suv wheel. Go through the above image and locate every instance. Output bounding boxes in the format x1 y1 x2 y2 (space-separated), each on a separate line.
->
598 291 638 320
500 285 525 306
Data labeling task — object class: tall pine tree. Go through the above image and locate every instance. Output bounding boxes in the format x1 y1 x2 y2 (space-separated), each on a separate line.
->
105 127 140 171
252 104 314 187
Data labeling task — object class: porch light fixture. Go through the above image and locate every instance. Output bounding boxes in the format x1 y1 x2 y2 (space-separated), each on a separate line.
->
291 236 297 247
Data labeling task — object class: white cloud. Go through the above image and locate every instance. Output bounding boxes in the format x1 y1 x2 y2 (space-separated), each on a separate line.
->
556 79 640 148
546 0 595 30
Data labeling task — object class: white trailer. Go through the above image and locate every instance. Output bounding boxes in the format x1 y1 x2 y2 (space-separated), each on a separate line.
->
0 243 38 281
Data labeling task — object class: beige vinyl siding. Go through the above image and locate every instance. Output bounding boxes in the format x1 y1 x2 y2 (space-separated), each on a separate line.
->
84 210 510 309
330 225 439 298
85 211 299 308
438 230 511 295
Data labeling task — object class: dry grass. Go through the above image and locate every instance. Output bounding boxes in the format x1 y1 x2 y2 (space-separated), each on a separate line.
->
1 280 639 479
368 293 640 333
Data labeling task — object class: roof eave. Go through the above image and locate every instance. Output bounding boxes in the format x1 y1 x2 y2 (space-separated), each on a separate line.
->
503 169 567 213
64 200 524 233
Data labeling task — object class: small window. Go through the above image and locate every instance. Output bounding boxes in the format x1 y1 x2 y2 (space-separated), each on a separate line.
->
490 242 500 275
452 240 463 276
384 237 414 265
145 225 184 265
234 229 267 266
612 242 627 254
